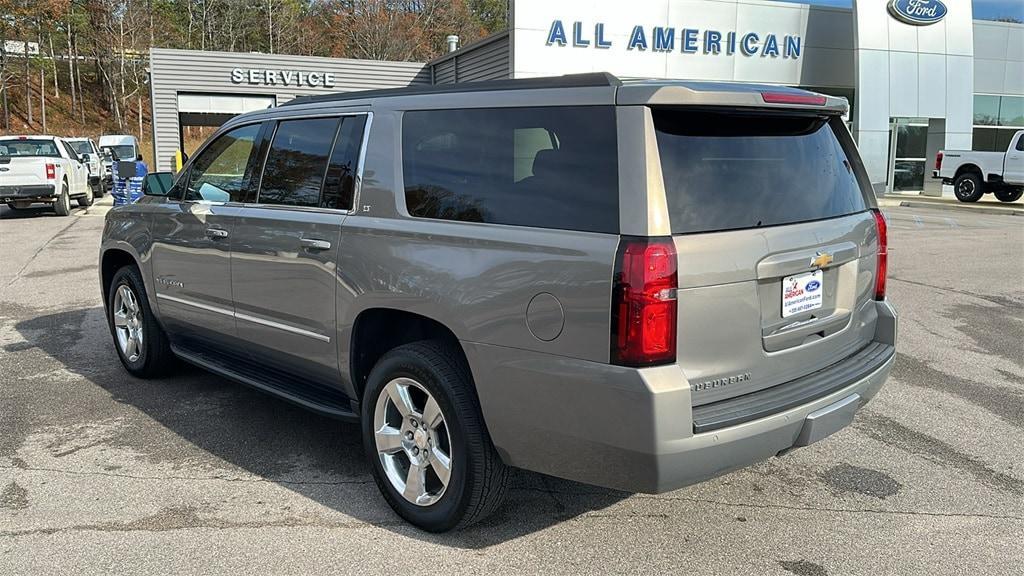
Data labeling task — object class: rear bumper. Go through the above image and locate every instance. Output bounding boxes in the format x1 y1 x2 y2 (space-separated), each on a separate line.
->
0 184 57 202
467 300 897 493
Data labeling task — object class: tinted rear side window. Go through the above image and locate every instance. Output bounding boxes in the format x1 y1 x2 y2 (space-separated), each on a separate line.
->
653 110 867 234
402 106 618 234
259 117 339 207
321 115 367 211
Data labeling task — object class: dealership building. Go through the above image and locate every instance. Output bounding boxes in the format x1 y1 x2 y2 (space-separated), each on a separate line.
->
149 0 1023 196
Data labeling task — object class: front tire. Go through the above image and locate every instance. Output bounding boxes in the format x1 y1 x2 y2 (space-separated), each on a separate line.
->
362 341 508 532
77 184 95 207
953 172 984 203
54 182 71 216
107 265 175 378
994 188 1023 203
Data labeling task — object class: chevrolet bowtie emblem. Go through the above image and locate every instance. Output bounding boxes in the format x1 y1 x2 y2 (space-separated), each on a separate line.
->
810 251 834 268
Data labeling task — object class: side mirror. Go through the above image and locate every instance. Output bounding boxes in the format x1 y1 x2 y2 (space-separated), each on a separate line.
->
81 153 91 163
142 172 174 197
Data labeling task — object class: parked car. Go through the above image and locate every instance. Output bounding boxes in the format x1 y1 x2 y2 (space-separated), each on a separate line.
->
98 134 141 187
65 137 106 196
934 129 1024 202
0 135 94 215
99 74 897 531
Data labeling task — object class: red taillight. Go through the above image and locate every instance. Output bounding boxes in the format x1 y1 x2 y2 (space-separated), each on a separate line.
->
611 236 678 367
872 209 887 301
935 151 943 171
45 164 56 180
760 91 827 106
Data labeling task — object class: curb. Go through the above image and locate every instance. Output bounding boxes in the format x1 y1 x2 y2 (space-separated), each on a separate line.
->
896 201 1024 217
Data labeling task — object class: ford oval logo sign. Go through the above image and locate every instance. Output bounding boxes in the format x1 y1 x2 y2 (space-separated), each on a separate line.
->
887 0 947 26
806 280 821 292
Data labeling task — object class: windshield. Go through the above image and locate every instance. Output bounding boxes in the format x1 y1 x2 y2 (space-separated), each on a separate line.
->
102 145 135 160
68 141 94 155
653 110 868 234
0 139 61 158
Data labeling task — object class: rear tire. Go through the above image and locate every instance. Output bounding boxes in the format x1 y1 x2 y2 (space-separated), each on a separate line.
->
362 341 508 532
994 188 1023 203
953 172 984 203
107 265 175 378
54 182 71 216
77 184 95 207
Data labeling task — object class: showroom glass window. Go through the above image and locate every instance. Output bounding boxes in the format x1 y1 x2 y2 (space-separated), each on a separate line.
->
401 106 619 234
973 95 1024 152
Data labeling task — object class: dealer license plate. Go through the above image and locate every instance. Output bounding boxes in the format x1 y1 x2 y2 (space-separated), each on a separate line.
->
782 270 824 318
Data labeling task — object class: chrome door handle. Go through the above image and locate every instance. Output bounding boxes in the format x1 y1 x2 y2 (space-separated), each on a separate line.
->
205 228 229 239
300 238 331 250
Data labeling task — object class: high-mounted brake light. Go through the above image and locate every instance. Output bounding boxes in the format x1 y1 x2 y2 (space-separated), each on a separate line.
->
935 151 943 171
45 163 56 180
760 91 827 106
611 236 678 367
872 209 887 301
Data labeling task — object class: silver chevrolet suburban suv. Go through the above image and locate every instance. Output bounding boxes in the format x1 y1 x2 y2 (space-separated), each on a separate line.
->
99 73 897 531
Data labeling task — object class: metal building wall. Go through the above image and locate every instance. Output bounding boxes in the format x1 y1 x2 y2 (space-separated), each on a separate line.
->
149 48 430 172
429 33 511 84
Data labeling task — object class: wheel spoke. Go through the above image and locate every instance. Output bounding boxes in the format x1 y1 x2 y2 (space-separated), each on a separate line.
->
113 311 129 327
403 462 428 503
430 447 451 487
422 396 443 430
374 425 404 455
125 336 138 359
386 381 418 418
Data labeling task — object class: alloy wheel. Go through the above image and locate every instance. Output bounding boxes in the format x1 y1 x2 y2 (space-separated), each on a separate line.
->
373 377 453 506
112 284 145 362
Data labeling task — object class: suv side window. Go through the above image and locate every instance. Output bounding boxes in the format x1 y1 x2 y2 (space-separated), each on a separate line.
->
258 117 339 207
321 115 367 211
185 123 261 203
402 106 619 234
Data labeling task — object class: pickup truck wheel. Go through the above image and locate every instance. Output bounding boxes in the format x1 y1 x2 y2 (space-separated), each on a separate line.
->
54 183 71 216
994 188 1023 203
77 184 95 207
107 265 175 378
362 341 508 532
953 173 984 202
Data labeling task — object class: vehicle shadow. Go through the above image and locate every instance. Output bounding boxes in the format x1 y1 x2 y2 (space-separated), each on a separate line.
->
11 306 629 548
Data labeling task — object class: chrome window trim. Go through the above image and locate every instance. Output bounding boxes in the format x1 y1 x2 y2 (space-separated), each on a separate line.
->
157 293 331 343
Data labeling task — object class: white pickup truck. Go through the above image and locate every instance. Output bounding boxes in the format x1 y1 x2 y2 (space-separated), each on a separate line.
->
934 129 1024 203
0 135 94 216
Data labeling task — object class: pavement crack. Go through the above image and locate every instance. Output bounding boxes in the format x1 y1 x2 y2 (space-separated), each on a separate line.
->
0 464 373 487
888 277 1021 308
5 217 82 288
509 487 1024 522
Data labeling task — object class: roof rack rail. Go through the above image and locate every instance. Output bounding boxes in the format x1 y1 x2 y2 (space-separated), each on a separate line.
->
281 72 622 107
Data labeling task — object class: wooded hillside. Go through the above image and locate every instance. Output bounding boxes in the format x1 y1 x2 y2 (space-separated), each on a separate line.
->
0 1 508 140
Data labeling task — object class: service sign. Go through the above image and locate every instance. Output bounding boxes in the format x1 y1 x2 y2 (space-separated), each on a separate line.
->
231 68 336 88
886 0 947 26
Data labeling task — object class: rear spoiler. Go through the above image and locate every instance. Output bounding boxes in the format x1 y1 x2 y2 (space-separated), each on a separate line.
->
616 84 848 115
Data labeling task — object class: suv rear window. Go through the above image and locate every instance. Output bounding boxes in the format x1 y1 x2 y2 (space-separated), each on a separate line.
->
653 110 868 234
402 106 619 234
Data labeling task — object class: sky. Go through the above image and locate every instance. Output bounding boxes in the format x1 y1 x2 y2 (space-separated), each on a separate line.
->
771 0 1024 22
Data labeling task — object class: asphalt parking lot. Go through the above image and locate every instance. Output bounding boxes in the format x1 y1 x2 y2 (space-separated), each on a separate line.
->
2 198 1022 575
